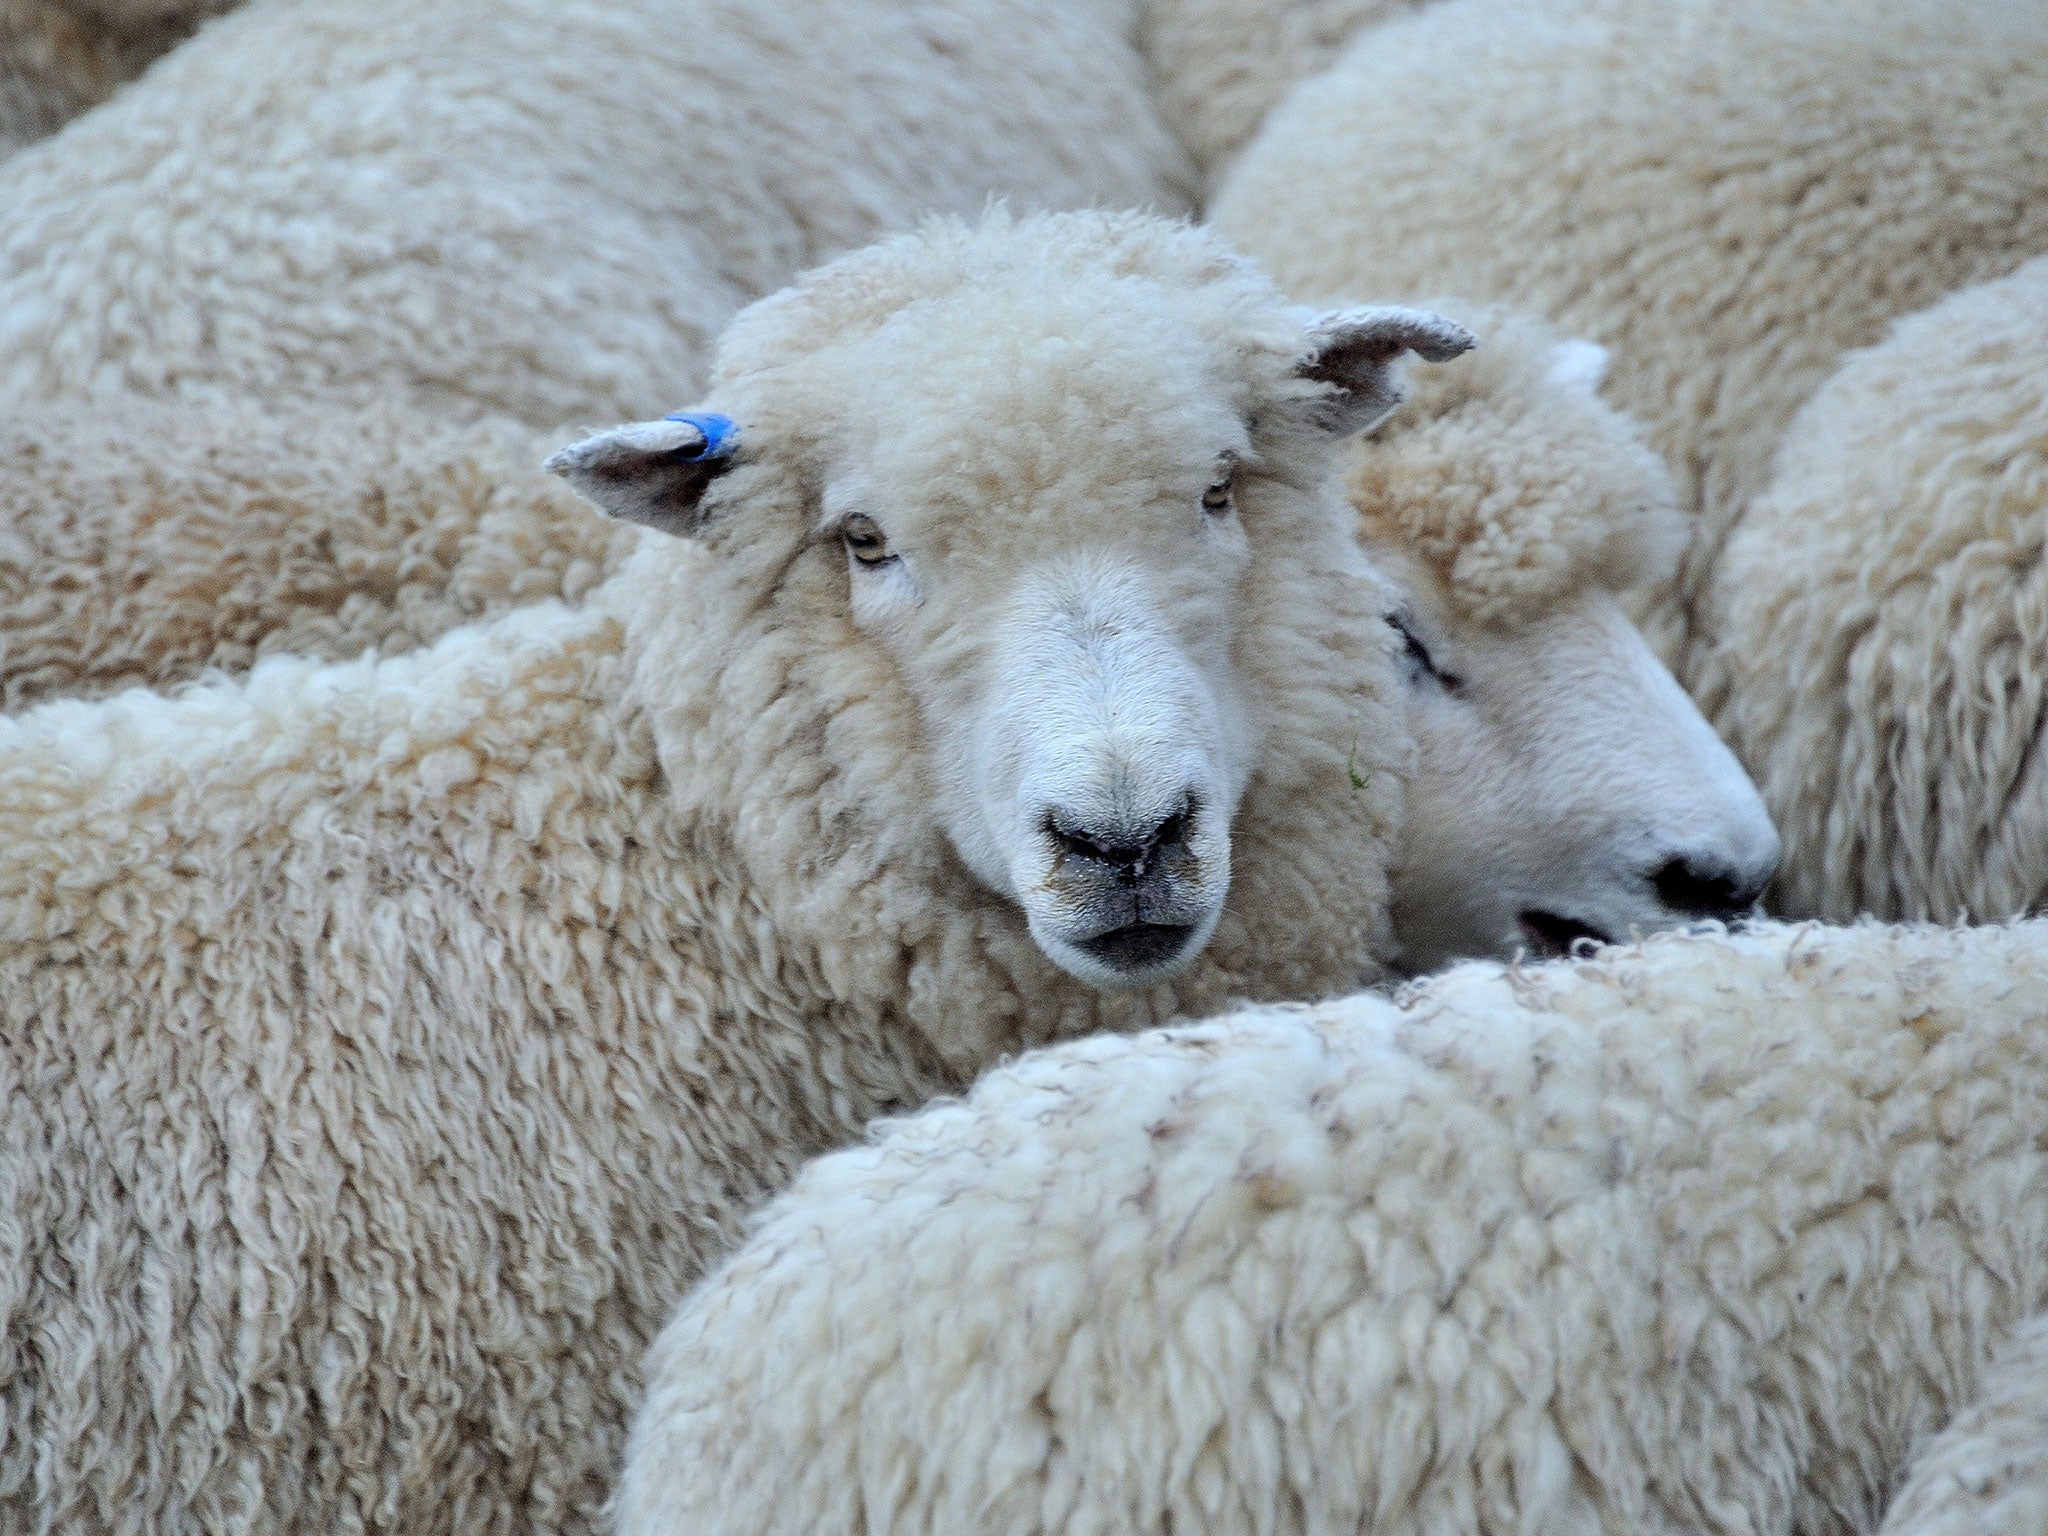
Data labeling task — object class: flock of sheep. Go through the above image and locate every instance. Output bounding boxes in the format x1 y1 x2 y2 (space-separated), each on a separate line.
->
0 0 2044 1534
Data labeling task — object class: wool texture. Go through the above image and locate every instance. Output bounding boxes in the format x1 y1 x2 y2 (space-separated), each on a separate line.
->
622 917 2048 1536
0 210 1417 1536
1210 0 2048 672
1134 0 1423 192
0 0 1191 431
1873 1313 2048 1536
1704 255 2048 926
0 398 632 710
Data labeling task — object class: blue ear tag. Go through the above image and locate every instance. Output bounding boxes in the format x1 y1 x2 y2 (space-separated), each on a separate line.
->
662 411 740 462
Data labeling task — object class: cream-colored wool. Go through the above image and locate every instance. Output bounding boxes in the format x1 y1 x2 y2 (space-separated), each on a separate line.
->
1705 257 2048 926
1211 0 2048 670
0 0 1190 430
622 917 2048 1536
1134 0 1421 191
1350 306 1776 969
0 211 1439 1535
0 399 633 710
0 0 232 156
1873 1313 2048 1536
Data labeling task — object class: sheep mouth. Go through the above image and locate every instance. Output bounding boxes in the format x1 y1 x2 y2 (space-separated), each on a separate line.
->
1077 922 1199 973
1516 910 1614 960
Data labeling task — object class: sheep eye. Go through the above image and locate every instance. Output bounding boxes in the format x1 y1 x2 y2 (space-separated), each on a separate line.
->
841 512 894 566
1201 455 1239 516
1387 611 1464 694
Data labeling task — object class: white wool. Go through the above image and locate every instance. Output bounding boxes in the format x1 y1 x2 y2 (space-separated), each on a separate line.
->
0 0 1191 430
623 917 2048 1536
1704 253 2048 925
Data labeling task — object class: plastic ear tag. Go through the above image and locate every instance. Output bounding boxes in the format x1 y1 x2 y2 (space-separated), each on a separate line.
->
662 411 740 461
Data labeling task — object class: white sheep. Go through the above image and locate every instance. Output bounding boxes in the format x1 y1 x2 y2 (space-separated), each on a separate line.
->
1704 254 2048 926
0 209 1472 1535
619 915 2048 1536
1210 0 2048 671
0 0 1191 430
0 0 233 156
0 304 1778 968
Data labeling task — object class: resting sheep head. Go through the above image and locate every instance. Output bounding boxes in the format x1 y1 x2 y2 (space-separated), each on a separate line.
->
550 214 1470 991
1353 314 1781 971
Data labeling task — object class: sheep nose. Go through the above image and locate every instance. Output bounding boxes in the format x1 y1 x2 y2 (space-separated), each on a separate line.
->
1046 800 1193 883
1650 853 1772 921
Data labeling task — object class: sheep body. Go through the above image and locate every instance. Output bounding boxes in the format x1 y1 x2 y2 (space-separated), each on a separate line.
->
1211 0 2048 667
0 0 1190 429
0 211 1418 1536
1705 255 2048 924
622 917 2048 1536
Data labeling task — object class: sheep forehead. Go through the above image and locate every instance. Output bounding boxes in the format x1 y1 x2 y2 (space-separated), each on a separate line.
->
818 281 1260 544
1351 309 1687 624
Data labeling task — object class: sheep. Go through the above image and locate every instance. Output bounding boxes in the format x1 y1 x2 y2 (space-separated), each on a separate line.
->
0 209 1483 1535
0 0 233 157
1874 1313 2048 1536
1209 0 2048 671
1703 255 2048 927
617 915 2048 1536
0 303 1778 970
1349 305 1777 967
0 0 1192 431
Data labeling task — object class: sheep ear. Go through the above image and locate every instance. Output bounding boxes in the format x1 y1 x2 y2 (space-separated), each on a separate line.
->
544 412 741 537
1297 307 1475 434
1545 337 1609 394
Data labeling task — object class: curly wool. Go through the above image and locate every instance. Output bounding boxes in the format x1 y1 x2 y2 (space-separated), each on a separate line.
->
622 917 2048 1536
1351 305 1683 629
0 398 633 710
0 0 1190 431
0 211 1415 1536
1211 0 2048 670
1873 1314 2048 1536
1704 256 2048 926
1134 0 1421 192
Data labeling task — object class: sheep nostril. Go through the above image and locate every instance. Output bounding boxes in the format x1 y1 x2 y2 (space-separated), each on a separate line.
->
1046 800 1193 881
1651 855 1764 920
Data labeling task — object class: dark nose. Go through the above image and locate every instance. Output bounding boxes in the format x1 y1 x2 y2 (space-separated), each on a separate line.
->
1651 854 1769 920
1046 800 1192 883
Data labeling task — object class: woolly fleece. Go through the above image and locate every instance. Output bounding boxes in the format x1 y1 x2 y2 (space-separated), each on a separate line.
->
623 917 2048 1536
0 211 1417 1535
1874 1313 2048 1536
0 398 632 709
1211 0 2048 669
1134 0 1422 190
0 0 1191 430
1705 256 2048 926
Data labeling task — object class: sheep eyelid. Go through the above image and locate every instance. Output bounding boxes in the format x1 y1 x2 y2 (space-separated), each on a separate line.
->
838 513 898 567
1201 451 1241 515
1387 612 1464 693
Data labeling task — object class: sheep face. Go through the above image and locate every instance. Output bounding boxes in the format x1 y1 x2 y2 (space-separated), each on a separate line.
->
550 215 1473 990
1383 559 1781 972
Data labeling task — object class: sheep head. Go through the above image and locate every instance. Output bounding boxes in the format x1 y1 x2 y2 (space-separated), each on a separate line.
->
550 210 1469 992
